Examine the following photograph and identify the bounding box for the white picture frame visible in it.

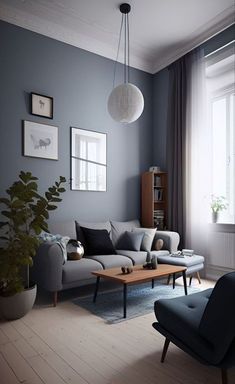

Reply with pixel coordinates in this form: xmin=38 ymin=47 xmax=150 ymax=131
xmin=23 ymin=120 xmax=58 ymax=160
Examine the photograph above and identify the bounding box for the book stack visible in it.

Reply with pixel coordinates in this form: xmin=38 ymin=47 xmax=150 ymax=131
xmin=154 ymin=209 xmax=164 ymax=229
xmin=182 ymin=249 xmax=194 ymax=256
xmin=154 ymin=189 xmax=163 ymax=201
xmin=171 ymin=251 xmax=185 ymax=258
xmin=154 ymin=175 xmax=161 ymax=187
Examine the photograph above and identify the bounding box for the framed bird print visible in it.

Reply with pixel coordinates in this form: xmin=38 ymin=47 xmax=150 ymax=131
xmin=31 ymin=93 xmax=53 ymax=119
xmin=23 ymin=120 xmax=58 ymax=160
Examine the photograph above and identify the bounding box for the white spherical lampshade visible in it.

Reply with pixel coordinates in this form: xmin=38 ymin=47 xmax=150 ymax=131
xmin=108 ymin=83 xmax=144 ymax=123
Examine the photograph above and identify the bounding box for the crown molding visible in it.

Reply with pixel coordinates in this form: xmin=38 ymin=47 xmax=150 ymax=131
xmin=0 ymin=3 xmax=234 ymax=75
xmin=0 ymin=3 xmax=153 ymax=73
xmin=152 ymin=7 xmax=235 ymax=74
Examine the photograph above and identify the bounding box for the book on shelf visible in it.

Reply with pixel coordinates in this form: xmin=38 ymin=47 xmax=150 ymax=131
xmin=154 ymin=189 xmax=164 ymax=201
xmin=154 ymin=175 xmax=161 ymax=187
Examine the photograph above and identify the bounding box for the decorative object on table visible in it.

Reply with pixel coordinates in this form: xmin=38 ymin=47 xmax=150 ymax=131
xmin=143 ymin=254 xmax=158 ymax=269
xmin=0 ymin=171 xmax=66 ymax=320
xmin=182 ymin=249 xmax=194 ymax=256
xmin=121 ymin=266 xmax=133 ymax=274
xmin=149 ymin=166 xmax=161 ymax=173
xmin=107 ymin=3 xmax=144 ymax=123
xmin=71 ymin=127 xmax=106 ymax=191
xmin=171 ymin=251 xmax=185 ymax=258
xmin=210 ymin=194 xmax=228 ymax=223
xmin=31 ymin=92 xmax=53 ymax=119
xmin=66 ymin=239 xmax=84 ymax=260
xmin=23 ymin=120 xmax=58 ymax=160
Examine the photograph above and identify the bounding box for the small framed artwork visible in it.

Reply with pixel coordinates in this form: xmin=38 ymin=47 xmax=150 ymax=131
xmin=71 ymin=127 xmax=107 ymax=191
xmin=31 ymin=92 xmax=53 ymax=119
xmin=23 ymin=120 xmax=58 ymax=160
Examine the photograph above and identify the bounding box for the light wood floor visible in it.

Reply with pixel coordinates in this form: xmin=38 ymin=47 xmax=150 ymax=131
xmin=0 ymin=278 xmax=234 ymax=384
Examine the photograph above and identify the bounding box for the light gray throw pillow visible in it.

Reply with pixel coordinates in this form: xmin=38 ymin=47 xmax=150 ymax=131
xmin=133 ymin=227 xmax=156 ymax=252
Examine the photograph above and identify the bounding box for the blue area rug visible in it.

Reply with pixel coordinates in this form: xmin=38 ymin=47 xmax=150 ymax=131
xmin=72 ymin=282 xmax=200 ymax=323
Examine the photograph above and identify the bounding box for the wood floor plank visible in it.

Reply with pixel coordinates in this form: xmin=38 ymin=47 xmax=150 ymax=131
xmin=0 ymin=353 xmax=19 ymax=384
xmin=0 ymin=343 xmax=44 ymax=384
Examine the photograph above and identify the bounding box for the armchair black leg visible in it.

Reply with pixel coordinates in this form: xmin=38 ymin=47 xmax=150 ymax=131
xmin=221 ymin=368 xmax=227 ymax=384
xmin=161 ymin=338 xmax=170 ymax=363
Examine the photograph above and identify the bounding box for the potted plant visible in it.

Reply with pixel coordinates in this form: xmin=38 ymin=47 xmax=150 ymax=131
xmin=210 ymin=194 xmax=227 ymax=223
xmin=0 ymin=171 xmax=66 ymax=320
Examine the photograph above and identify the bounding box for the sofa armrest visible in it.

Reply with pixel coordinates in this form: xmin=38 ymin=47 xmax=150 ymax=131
xmin=153 ymin=231 xmax=180 ymax=253
xmin=32 ymin=243 xmax=64 ymax=292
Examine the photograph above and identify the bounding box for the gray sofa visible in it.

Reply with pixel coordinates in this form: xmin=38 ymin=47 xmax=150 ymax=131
xmin=32 ymin=219 xmax=179 ymax=305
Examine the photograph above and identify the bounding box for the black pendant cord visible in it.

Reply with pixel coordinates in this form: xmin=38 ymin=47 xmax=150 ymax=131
xmin=127 ymin=13 xmax=130 ymax=83
xmin=124 ymin=13 xmax=126 ymax=83
xmin=113 ymin=14 xmax=124 ymax=89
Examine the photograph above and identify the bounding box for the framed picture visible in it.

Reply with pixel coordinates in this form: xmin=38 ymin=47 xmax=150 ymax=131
xmin=31 ymin=92 xmax=53 ymax=119
xmin=71 ymin=127 xmax=107 ymax=191
xmin=23 ymin=120 xmax=58 ymax=160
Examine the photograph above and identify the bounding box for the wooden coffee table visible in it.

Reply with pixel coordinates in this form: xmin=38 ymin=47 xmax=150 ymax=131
xmin=92 ymin=264 xmax=187 ymax=318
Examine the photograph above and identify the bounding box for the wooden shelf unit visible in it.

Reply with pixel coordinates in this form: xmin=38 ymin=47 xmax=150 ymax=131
xmin=141 ymin=171 xmax=168 ymax=229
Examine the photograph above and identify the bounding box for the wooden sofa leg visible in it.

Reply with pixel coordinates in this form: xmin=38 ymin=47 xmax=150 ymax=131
xmin=53 ymin=291 xmax=58 ymax=307
xmin=161 ymin=338 xmax=170 ymax=363
xmin=221 ymin=368 xmax=228 ymax=384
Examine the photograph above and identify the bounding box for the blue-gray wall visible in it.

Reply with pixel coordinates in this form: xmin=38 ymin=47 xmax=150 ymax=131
xmin=0 ymin=20 xmax=153 ymax=223
xmin=153 ymin=24 xmax=235 ymax=170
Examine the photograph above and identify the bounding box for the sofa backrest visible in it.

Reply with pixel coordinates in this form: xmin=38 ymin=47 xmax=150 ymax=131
xmin=199 ymin=271 xmax=235 ymax=362
xmin=49 ymin=221 xmax=77 ymax=239
xmin=110 ymin=219 xmax=140 ymax=247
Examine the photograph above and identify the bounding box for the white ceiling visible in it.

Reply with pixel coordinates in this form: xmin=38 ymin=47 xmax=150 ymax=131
xmin=0 ymin=0 xmax=234 ymax=73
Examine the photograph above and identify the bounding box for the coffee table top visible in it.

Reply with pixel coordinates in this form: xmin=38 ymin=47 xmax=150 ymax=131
xmin=92 ymin=264 xmax=187 ymax=284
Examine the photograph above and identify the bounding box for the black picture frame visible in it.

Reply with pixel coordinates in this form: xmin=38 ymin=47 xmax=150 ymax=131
xmin=31 ymin=92 xmax=53 ymax=119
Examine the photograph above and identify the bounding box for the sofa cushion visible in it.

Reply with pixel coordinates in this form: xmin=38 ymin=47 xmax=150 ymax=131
xmin=62 ymin=258 xmax=103 ymax=284
xmin=133 ymin=227 xmax=156 ymax=251
xmin=116 ymin=231 xmax=144 ymax=251
xmin=86 ymin=254 xmax=133 ymax=269
xmin=116 ymin=250 xmax=148 ymax=265
xmin=111 ymin=219 xmax=140 ymax=247
xmin=81 ymin=227 xmax=116 ymax=256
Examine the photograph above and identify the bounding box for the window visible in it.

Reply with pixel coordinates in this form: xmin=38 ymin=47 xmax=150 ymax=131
xmin=206 ymin=42 xmax=235 ymax=223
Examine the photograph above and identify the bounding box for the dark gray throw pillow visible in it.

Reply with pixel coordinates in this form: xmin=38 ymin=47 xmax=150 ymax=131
xmin=116 ymin=231 xmax=144 ymax=251
xmin=80 ymin=227 xmax=116 ymax=256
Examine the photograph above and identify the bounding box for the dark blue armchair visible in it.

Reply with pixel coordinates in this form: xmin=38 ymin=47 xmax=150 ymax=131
xmin=152 ymin=272 xmax=235 ymax=384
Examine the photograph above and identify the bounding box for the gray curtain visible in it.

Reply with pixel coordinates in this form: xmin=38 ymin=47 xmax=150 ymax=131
xmin=166 ymin=57 xmax=188 ymax=247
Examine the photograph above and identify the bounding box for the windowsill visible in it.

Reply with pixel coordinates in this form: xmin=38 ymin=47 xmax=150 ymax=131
xmin=208 ymin=223 xmax=235 ymax=233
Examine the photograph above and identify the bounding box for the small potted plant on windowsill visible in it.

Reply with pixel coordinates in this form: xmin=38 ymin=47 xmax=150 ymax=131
xmin=210 ymin=195 xmax=228 ymax=223
xmin=0 ymin=171 xmax=66 ymax=320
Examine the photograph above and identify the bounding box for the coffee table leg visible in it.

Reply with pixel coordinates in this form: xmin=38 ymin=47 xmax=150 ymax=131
xmin=123 ymin=284 xmax=127 ymax=318
xmin=152 ymin=279 xmax=154 ymax=289
xmin=173 ymin=273 xmax=176 ymax=289
xmin=182 ymin=271 xmax=188 ymax=295
xmin=93 ymin=276 xmax=100 ymax=303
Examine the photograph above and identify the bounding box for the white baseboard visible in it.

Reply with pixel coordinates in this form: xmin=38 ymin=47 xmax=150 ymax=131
xmin=205 ymin=264 xmax=234 ymax=281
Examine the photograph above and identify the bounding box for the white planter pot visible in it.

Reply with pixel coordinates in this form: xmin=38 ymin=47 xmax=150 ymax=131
xmin=0 ymin=284 xmax=37 ymax=320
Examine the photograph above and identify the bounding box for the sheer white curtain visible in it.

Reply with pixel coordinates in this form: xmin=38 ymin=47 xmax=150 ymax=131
xmin=184 ymin=49 xmax=211 ymax=256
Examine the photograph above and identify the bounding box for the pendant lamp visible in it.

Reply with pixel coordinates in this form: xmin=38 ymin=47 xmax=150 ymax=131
xmin=108 ymin=3 xmax=144 ymax=123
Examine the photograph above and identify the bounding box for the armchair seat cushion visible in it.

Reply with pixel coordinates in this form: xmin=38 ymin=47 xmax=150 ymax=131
xmin=155 ymin=289 xmax=214 ymax=362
